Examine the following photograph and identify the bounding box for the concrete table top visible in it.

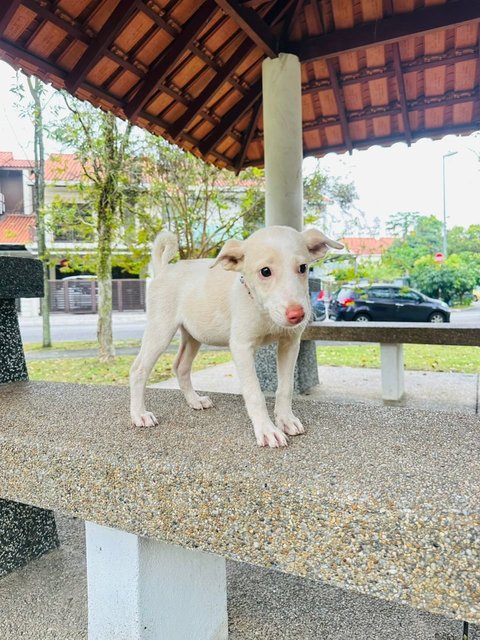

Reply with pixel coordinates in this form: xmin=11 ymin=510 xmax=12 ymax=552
xmin=303 ymin=321 xmax=480 ymax=346
xmin=0 ymin=381 xmax=478 ymax=623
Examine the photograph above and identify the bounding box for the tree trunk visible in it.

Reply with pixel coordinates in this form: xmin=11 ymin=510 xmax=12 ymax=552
xmin=28 ymin=77 xmax=51 ymax=347
xmin=97 ymin=199 xmax=115 ymax=362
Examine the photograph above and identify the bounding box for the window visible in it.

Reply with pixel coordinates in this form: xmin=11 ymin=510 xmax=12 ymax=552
xmin=394 ymin=289 xmax=422 ymax=302
xmin=368 ymin=287 xmax=394 ymax=300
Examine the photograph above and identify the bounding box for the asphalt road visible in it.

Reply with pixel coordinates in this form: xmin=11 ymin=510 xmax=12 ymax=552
xmin=18 ymin=303 xmax=480 ymax=344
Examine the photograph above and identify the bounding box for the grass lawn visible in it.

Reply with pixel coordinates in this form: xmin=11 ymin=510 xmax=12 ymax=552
xmin=26 ymin=342 xmax=480 ymax=384
xmin=27 ymin=351 xmax=231 ymax=385
xmin=316 ymin=344 xmax=480 ymax=374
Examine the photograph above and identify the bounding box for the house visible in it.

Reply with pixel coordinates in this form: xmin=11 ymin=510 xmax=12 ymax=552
xmin=341 ymin=237 xmax=395 ymax=262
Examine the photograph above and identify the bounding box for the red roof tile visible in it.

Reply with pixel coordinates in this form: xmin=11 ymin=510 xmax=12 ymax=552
xmin=342 ymin=237 xmax=395 ymax=256
xmin=0 ymin=151 xmax=33 ymax=170
xmin=0 ymin=214 xmax=36 ymax=245
xmin=44 ymin=154 xmax=83 ymax=182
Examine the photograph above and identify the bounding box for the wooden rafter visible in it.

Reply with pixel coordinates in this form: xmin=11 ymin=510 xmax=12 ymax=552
xmin=169 ymin=0 xmax=292 ymax=141
xmin=288 ymin=0 xmax=480 ymax=62
xmin=124 ymin=0 xmax=218 ymax=120
xmin=66 ymin=0 xmax=137 ymax=93
xmin=213 ymin=0 xmax=277 ymax=57
xmin=392 ymin=43 xmax=412 ymax=145
xmin=199 ymin=80 xmax=262 ymax=156
xmin=326 ymin=58 xmax=353 ymax=154
xmin=235 ymin=98 xmax=261 ymax=173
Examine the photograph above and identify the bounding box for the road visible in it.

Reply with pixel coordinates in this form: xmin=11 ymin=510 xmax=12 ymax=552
xmin=18 ymin=303 xmax=480 ymax=344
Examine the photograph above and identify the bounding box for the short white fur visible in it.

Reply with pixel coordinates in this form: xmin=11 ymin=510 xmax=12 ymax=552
xmin=130 ymin=225 xmax=343 ymax=447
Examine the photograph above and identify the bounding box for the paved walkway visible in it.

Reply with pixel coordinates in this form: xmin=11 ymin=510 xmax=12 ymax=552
xmin=2 ymin=363 xmax=479 ymax=639
xmin=153 ymin=361 xmax=480 ymax=415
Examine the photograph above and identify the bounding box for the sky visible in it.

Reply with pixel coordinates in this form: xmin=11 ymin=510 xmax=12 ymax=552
xmin=1 ymin=60 xmax=479 ymax=235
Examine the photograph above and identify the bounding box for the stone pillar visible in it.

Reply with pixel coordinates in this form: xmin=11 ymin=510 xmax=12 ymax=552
xmin=0 ymin=250 xmax=59 ymax=575
xmin=256 ymin=53 xmax=319 ymax=393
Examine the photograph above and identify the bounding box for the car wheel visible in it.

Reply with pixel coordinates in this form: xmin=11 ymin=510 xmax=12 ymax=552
xmin=429 ymin=312 xmax=446 ymax=323
xmin=354 ymin=313 xmax=371 ymax=322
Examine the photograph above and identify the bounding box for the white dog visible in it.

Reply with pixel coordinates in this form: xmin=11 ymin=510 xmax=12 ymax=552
xmin=130 ymin=225 xmax=343 ymax=447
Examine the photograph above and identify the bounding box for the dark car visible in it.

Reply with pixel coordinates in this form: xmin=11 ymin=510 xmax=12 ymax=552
xmin=310 ymin=290 xmax=326 ymax=321
xmin=329 ymin=285 xmax=450 ymax=323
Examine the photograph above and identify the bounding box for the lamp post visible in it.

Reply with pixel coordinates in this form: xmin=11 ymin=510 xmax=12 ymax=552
xmin=442 ymin=151 xmax=458 ymax=258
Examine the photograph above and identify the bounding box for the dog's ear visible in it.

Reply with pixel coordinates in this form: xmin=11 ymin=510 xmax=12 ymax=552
xmin=302 ymin=228 xmax=343 ymax=261
xmin=211 ymin=239 xmax=245 ymax=271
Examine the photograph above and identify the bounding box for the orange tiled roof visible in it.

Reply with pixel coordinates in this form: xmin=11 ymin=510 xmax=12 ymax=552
xmin=44 ymin=154 xmax=83 ymax=182
xmin=342 ymin=237 xmax=395 ymax=256
xmin=0 ymin=151 xmax=33 ymax=170
xmin=0 ymin=214 xmax=36 ymax=245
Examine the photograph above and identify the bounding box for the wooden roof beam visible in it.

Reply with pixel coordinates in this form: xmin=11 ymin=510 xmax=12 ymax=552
xmin=169 ymin=0 xmax=293 ymax=142
xmin=392 ymin=43 xmax=412 ymax=145
xmin=326 ymin=59 xmax=353 ymax=154
xmin=288 ymin=0 xmax=480 ymax=62
xmin=213 ymin=0 xmax=278 ymax=57
xmin=235 ymin=98 xmax=261 ymax=173
xmin=124 ymin=0 xmax=218 ymax=121
xmin=199 ymin=80 xmax=262 ymax=156
xmin=66 ymin=0 xmax=138 ymax=93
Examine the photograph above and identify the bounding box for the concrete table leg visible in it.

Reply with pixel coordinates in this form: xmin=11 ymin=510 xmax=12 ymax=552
xmin=380 ymin=343 xmax=405 ymax=401
xmin=0 ymin=293 xmax=59 ymax=574
xmin=86 ymin=522 xmax=228 ymax=640
xmin=255 ymin=341 xmax=319 ymax=393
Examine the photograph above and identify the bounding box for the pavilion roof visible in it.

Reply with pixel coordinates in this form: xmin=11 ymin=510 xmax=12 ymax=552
xmin=0 ymin=0 xmax=479 ymax=171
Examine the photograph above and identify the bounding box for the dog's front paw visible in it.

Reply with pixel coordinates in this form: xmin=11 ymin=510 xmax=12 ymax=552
xmin=255 ymin=424 xmax=288 ymax=448
xmin=187 ymin=394 xmax=214 ymax=410
xmin=275 ymin=413 xmax=305 ymax=436
xmin=131 ymin=411 xmax=158 ymax=428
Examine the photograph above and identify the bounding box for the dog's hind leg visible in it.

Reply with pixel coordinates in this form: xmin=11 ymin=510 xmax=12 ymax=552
xmin=130 ymin=319 xmax=178 ymax=427
xmin=174 ymin=327 xmax=213 ymax=410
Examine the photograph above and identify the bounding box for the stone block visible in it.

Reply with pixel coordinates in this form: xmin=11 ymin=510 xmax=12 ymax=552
xmin=0 ymin=255 xmax=43 ymax=299
xmin=255 ymin=339 xmax=319 ymax=393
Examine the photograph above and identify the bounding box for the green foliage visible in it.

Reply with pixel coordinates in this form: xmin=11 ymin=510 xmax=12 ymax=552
xmin=411 ymin=255 xmax=477 ymax=303
xmin=448 ymin=225 xmax=480 ymax=254
xmin=303 ymin=161 xmax=360 ymax=233
xmin=141 ymin=138 xmax=264 ymax=260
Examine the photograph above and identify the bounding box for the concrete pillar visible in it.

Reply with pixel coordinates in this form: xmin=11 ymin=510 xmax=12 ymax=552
xmin=0 ymin=252 xmax=58 ymax=574
xmin=86 ymin=522 xmax=228 ymax=640
xmin=257 ymin=53 xmax=319 ymax=393
xmin=263 ymin=53 xmax=303 ymax=230
xmin=380 ymin=343 xmax=405 ymax=402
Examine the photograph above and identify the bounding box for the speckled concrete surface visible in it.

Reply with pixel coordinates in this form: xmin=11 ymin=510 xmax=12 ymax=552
xmin=1 ymin=515 xmax=479 ymax=640
xmin=255 ymin=341 xmax=319 ymax=393
xmin=0 ymin=381 xmax=479 ymax=624
xmin=152 ymin=361 xmax=479 ymax=414
xmin=303 ymin=322 xmax=480 ymax=346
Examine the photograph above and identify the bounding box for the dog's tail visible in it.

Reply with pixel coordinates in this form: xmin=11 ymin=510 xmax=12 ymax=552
xmin=151 ymin=231 xmax=178 ymax=275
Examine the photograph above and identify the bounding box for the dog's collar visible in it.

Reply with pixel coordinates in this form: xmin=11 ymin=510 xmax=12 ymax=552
xmin=239 ymin=274 xmax=253 ymax=298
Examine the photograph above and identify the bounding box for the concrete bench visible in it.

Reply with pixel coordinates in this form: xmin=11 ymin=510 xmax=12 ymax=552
xmin=0 ymin=381 xmax=478 ymax=639
xmin=303 ymin=322 xmax=480 ymax=402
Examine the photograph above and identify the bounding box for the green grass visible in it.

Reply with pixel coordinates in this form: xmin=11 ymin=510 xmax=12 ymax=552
xmin=27 ymin=351 xmax=231 ymax=385
xmin=316 ymin=344 xmax=480 ymax=374
xmin=24 ymin=339 xmax=142 ymax=352
xmin=26 ymin=343 xmax=480 ymax=385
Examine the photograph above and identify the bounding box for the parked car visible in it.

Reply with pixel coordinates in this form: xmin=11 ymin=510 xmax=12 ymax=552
xmin=310 ymin=290 xmax=326 ymax=322
xmin=329 ymin=284 xmax=450 ymax=323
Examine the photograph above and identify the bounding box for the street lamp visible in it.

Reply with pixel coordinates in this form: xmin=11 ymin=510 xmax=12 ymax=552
xmin=442 ymin=151 xmax=458 ymax=258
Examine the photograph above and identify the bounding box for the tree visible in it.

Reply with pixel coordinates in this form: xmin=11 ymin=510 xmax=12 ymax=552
xmin=448 ymin=224 xmax=480 ymax=254
xmin=11 ymin=74 xmax=52 ymax=347
xmin=382 ymin=214 xmax=443 ymax=274
xmin=386 ymin=211 xmax=421 ymax=239
xmin=411 ymin=255 xmax=477 ymax=303
xmin=51 ymin=97 xmax=144 ymax=361
xmin=303 ymin=161 xmax=360 ymax=235
xmin=139 ymin=138 xmax=264 ymax=261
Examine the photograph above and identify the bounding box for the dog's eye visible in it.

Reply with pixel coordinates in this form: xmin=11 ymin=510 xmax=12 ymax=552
xmin=260 ymin=267 xmax=272 ymax=278
xmin=299 ymin=264 xmax=307 ymax=274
